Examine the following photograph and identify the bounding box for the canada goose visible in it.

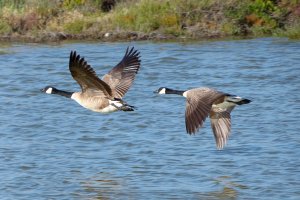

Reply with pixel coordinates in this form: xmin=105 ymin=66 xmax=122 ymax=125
xmin=41 ymin=47 xmax=141 ymax=113
xmin=154 ymin=87 xmax=251 ymax=149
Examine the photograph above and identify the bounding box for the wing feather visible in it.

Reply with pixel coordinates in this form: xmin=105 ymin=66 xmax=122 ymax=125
xmin=102 ymin=47 xmax=141 ymax=98
xmin=185 ymin=88 xmax=225 ymax=134
xmin=210 ymin=107 xmax=231 ymax=149
xmin=69 ymin=51 xmax=112 ymax=97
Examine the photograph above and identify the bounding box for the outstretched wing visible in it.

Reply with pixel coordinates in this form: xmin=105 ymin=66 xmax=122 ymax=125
xmin=102 ymin=47 xmax=141 ymax=98
xmin=69 ymin=51 xmax=112 ymax=97
xmin=210 ymin=107 xmax=231 ymax=150
xmin=185 ymin=88 xmax=225 ymax=135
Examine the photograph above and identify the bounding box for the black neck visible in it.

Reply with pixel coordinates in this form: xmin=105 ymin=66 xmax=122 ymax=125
xmin=166 ymin=88 xmax=185 ymax=96
xmin=52 ymin=88 xmax=73 ymax=98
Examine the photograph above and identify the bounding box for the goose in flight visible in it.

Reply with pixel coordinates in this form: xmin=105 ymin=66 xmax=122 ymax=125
xmin=41 ymin=47 xmax=141 ymax=113
xmin=155 ymin=87 xmax=251 ymax=149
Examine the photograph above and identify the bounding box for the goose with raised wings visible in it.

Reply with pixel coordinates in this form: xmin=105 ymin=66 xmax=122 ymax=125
xmin=41 ymin=47 xmax=141 ymax=113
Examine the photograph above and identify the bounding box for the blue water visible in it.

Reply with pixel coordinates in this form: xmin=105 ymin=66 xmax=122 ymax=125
xmin=0 ymin=38 xmax=299 ymax=199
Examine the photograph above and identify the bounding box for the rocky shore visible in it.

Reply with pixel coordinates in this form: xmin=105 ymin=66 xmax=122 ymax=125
xmin=0 ymin=30 xmax=228 ymax=43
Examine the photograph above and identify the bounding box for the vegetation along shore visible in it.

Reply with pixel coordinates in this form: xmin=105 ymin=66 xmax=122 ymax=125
xmin=0 ymin=0 xmax=299 ymax=42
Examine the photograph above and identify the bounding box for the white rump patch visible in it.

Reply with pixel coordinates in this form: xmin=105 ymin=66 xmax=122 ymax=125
xmin=98 ymin=100 xmax=123 ymax=113
xmin=100 ymin=105 xmax=118 ymax=113
xmin=45 ymin=87 xmax=53 ymax=94
xmin=109 ymin=100 xmax=123 ymax=108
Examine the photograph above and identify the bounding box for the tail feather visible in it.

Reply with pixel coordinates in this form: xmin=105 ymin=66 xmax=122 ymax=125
xmin=121 ymin=104 xmax=135 ymax=112
xmin=111 ymin=98 xmax=135 ymax=112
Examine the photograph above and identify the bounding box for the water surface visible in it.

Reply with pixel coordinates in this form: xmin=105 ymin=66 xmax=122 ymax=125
xmin=0 ymin=38 xmax=299 ymax=199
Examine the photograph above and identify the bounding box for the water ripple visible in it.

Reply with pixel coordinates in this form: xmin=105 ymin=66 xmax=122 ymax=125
xmin=0 ymin=38 xmax=299 ymax=199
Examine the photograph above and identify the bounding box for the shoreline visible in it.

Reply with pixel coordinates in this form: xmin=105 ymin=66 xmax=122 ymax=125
xmin=0 ymin=31 xmax=270 ymax=44
xmin=1 ymin=1 xmax=299 ymax=44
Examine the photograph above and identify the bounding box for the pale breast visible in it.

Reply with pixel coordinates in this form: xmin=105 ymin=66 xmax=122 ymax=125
xmin=71 ymin=92 xmax=116 ymax=113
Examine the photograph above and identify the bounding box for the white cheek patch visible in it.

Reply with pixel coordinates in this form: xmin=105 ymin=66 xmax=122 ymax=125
xmin=183 ymin=91 xmax=188 ymax=98
xmin=45 ymin=88 xmax=53 ymax=94
xmin=159 ymin=88 xmax=166 ymax=94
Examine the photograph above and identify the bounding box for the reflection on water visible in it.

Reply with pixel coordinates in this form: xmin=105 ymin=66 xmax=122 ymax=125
xmin=0 ymin=38 xmax=299 ymax=199
xmin=201 ymin=176 xmax=247 ymax=200
xmin=214 ymin=176 xmax=248 ymax=190
xmin=84 ymin=174 xmax=246 ymax=200
xmin=0 ymin=50 xmax=9 ymax=55
xmin=80 ymin=172 xmax=125 ymax=200
xmin=0 ymin=44 xmax=12 ymax=54
xmin=198 ymin=187 xmax=238 ymax=200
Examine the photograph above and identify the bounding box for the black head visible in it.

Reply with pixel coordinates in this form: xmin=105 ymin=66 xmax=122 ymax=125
xmin=154 ymin=87 xmax=169 ymax=94
xmin=41 ymin=86 xmax=57 ymax=94
xmin=238 ymin=98 xmax=252 ymax=105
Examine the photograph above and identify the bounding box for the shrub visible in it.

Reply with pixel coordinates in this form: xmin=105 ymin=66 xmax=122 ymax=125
xmin=0 ymin=21 xmax=12 ymax=34
xmin=112 ymin=0 xmax=180 ymax=33
xmin=63 ymin=20 xmax=85 ymax=34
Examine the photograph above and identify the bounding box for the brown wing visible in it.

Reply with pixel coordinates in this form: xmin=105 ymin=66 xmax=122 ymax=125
xmin=102 ymin=47 xmax=141 ymax=98
xmin=185 ymin=88 xmax=225 ymax=134
xmin=210 ymin=107 xmax=231 ymax=150
xmin=69 ymin=51 xmax=112 ymax=97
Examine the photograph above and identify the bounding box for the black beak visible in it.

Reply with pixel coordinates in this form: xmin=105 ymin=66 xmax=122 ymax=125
xmin=153 ymin=89 xmax=159 ymax=94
